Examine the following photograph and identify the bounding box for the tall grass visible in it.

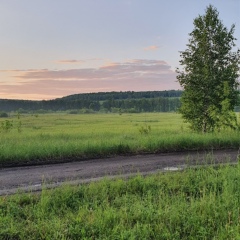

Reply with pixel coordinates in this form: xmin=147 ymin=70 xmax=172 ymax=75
xmin=0 ymin=112 xmax=240 ymax=165
xmin=1 ymin=162 xmax=240 ymax=239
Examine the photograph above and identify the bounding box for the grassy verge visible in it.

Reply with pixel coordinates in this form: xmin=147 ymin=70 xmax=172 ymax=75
xmin=1 ymin=162 xmax=240 ymax=239
xmin=0 ymin=112 xmax=240 ymax=166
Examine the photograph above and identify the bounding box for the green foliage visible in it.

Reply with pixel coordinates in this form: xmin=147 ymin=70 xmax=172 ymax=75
xmin=79 ymin=108 xmax=95 ymax=114
xmin=68 ymin=109 xmax=79 ymax=114
xmin=139 ymin=124 xmax=151 ymax=135
xmin=17 ymin=108 xmax=28 ymax=114
xmin=0 ymin=114 xmax=23 ymax=134
xmin=177 ymin=5 xmax=240 ymax=133
xmin=210 ymin=82 xmax=239 ymax=131
xmin=2 ymin=163 xmax=240 ymax=239
xmin=17 ymin=121 xmax=22 ymax=133
xmin=36 ymin=109 xmax=48 ymax=114
xmin=0 ymin=120 xmax=13 ymax=132
xmin=0 ymin=112 xmax=8 ymax=118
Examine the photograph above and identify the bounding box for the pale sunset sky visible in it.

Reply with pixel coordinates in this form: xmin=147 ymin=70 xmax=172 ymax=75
xmin=0 ymin=0 xmax=239 ymax=100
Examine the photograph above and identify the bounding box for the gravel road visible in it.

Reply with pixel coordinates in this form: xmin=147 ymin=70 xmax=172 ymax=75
xmin=0 ymin=149 xmax=239 ymax=195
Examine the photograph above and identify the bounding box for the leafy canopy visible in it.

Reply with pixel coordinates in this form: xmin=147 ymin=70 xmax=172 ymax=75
xmin=176 ymin=5 xmax=240 ymax=132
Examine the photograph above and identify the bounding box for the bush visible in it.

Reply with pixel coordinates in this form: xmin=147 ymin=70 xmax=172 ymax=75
xmin=79 ymin=108 xmax=95 ymax=114
xmin=0 ymin=112 xmax=8 ymax=118
xmin=139 ymin=124 xmax=151 ymax=135
xmin=68 ymin=110 xmax=79 ymax=114
xmin=1 ymin=119 xmax=13 ymax=132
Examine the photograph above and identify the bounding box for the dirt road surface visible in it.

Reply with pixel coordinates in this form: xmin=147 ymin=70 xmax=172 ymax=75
xmin=0 ymin=149 xmax=239 ymax=195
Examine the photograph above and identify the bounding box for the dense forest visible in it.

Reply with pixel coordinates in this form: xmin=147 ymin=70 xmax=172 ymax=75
xmin=0 ymin=90 xmax=183 ymax=113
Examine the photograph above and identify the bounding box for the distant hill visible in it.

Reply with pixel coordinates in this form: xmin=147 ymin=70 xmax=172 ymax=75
xmin=0 ymin=90 xmax=183 ymax=113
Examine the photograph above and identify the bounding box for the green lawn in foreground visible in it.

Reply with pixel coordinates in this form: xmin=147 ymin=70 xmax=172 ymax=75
xmin=0 ymin=112 xmax=240 ymax=165
xmin=1 ymin=162 xmax=240 ymax=239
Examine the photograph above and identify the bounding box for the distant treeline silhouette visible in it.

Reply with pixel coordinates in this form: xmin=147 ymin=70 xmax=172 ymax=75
xmin=0 ymin=90 xmax=183 ymax=113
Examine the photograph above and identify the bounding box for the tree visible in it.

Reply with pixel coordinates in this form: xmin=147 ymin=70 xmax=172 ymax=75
xmin=176 ymin=5 xmax=240 ymax=133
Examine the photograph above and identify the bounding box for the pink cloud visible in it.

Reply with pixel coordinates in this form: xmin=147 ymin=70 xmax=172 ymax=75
xmin=0 ymin=59 xmax=180 ymax=100
xmin=144 ymin=45 xmax=159 ymax=51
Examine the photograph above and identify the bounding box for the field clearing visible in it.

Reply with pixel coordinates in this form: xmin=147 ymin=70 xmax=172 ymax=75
xmin=1 ymin=112 xmax=240 ymax=166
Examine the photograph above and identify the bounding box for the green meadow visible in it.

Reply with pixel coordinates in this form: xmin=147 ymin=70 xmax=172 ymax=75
xmin=1 ymin=112 xmax=240 ymax=166
xmin=1 ymin=113 xmax=240 ymax=239
xmin=1 ymin=163 xmax=240 ymax=239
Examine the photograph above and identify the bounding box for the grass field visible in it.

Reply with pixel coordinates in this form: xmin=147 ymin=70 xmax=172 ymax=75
xmin=1 ymin=112 xmax=240 ymax=166
xmin=1 ymin=162 xmax=240 ymax=239
xmin=1 ymin=112 xmax=240 ymax=239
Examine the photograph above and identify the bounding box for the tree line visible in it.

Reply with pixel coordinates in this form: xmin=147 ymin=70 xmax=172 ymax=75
xmin=0 ymin=90 xmax=182 ymax=113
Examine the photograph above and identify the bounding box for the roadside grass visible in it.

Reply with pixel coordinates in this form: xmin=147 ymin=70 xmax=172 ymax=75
xmin=1 ymin=162 xmax=240 ymax=239
xmin=0 ymin=112 xmax=240 ymax=165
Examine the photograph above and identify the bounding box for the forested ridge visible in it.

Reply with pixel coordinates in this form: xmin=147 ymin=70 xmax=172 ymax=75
xmin=0 ymin=90 xmax=183 ymax=112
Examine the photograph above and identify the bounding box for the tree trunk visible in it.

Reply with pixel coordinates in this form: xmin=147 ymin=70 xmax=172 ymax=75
xmin=202 ymin=119 xmax=207 ymax=133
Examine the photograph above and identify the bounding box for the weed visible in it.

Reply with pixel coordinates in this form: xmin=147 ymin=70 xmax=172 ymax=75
xmin=1 ymin=120 xmax=13 ymax=132
xmin=17 ymin=121 xmax=22 ymax=133
xmin=139 ymin=124 xmax=151 ymax=135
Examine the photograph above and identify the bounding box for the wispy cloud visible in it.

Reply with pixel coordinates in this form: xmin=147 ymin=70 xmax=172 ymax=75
xmin=0 ymin=59 xmax=179 ymax=100
xmin=56 ymin=59 xmax=85 ymax=64
xmin=144 ymin=45 xmax=159 ymax=51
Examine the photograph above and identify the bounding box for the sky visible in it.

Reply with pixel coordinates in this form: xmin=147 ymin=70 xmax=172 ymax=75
xmin=0 ymin=0 xmax=239 ymax=100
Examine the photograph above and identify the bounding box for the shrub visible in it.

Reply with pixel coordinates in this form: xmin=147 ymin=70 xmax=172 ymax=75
xmin=0 ymin=112 xmax=8 ymax=118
